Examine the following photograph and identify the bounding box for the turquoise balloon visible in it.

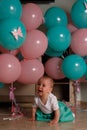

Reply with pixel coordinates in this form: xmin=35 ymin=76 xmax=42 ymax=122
xmin=46 ymin=26 xmax=71 ymax=51
xmin=0 ymin=19 xmax=26 ymax=50
xmin=44 ymin=6 xmax=68 ymax=29
xmin=71 ymin=0 xmax=87 ymax=28
xmin=62 ymin=54 xmax=87 ymax=80
xmin=0 ymin=82 xmax=4 ymax=88
xmin=45 ymin=46 xmax=63 ymax=57
xmin=0 ymin=0 xmax=22 ymax=20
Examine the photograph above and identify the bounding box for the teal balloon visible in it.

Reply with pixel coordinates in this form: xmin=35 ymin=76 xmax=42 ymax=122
xmin=45 ymin=46 xmax=63 ymax=57
xmin=46 ymin=26 xmax=71 ymax=51
xmin=0 ymin=82 xmax=4 ymax=88
xmin=44 ymin=6 xmax=68 ymax=29
xmin=71 ymin=0 xmax=87 ymax=28
xmin=0 ymin=0 xmax=22 ymax=20
xmin=62 ymin=54 xmax=87 ymax=80
xmin=0 ymin=19 xmax=26 ymax=50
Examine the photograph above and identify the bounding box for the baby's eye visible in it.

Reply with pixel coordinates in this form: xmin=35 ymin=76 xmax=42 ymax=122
xmin=42 ymin=84 xmax=46 ymax=87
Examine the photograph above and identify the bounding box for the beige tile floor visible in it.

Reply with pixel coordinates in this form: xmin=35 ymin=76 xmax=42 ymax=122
xmin=0 ymin=106 xmax=87 ymax=130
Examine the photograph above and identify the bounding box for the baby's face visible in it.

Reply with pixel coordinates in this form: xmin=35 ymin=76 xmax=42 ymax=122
xmin=36 ymin=78 xmax=53 ymax=97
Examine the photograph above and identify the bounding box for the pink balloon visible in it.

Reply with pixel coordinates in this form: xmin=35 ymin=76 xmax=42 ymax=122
xmin=45 ymin=57 xmax=65 ymax=80
xmin=0 ymin=54 xmax=21 ymax=83
xmin=70 ymin=29 xmax=87 ymax=56
xmin=67 ymin=23 xmax=78 ymax=34
xmin=17 ymin=59 xmax=44 ymax=84
xmin=21 ymin=3 xmax=43 ymax=31
xmin=0 ymin=45 xmax=19 ymax=56
xmin=20 ymin=29 xmax=48 ymax=60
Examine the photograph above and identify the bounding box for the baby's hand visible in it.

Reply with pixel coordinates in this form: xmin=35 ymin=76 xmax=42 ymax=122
xmin=29 ymin=117 xmax=35 ymax=121
xmin=49 ymin=119 xmax=58 ymax=125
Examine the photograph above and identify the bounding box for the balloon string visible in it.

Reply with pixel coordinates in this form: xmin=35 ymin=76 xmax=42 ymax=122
xmin=9 ymin=83 xmax=16 ymax=113
xmin=9 ymin=83 xmax=23 ymax=116
xmin=73 ymin=80 xmax=80 ymax=92
xmin=72 ymin=80 xmax=81 ymax=108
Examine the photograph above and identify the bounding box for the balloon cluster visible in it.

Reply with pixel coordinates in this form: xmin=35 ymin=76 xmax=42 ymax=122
xmin=0 ymin=0 xmax=46 ymax=85
xmin=0 ymin=0 xmax=87 ymax=86
xmin=0 ymin=0 xmax=24 ymax=85
xmin=43 ymin=1 xmax=87 ymax=81
xmin=66 ymin=0 xmax=87 ymax=80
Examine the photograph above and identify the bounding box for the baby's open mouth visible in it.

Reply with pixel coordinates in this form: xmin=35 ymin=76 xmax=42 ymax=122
xmin=38 ymin=90 xmax=43 ymax=93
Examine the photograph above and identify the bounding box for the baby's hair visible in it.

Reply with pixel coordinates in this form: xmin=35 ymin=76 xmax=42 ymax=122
xmin=37 ymin=75 xmax=54 ymax=88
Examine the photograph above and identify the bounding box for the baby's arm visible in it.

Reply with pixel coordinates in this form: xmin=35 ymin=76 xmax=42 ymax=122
xmin=29 ymin=107 xmax=37 ymax=121
xmin=49 ymin=109 xmax=60 ymax=125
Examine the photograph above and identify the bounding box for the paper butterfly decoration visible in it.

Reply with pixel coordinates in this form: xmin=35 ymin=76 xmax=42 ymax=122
xmin=11 ymin=27 xmax=23 ymax=40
